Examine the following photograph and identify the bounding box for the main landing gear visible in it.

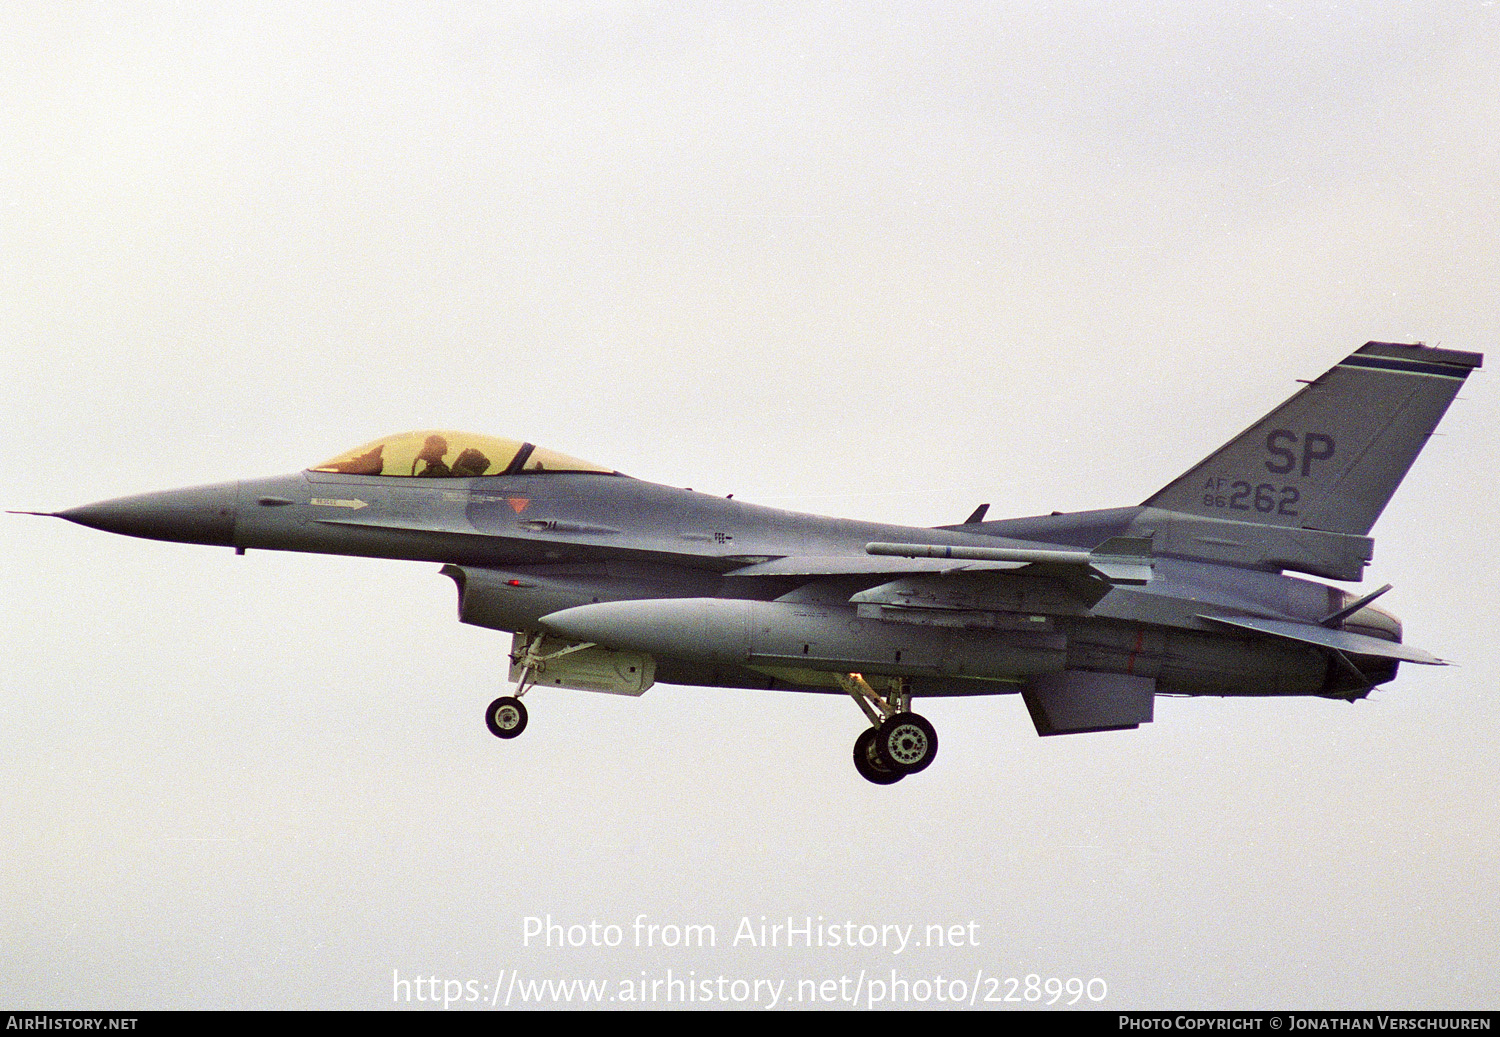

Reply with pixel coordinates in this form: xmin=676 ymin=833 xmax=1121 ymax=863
xmin=838 ymin=674 xmax=938 ymax=785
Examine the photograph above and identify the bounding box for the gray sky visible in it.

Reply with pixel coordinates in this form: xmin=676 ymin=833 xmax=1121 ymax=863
xmin=3 ymin=1 xmax=1498 ymax=1010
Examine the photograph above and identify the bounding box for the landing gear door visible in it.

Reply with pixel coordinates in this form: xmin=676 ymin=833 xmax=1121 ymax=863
xmin=508 ymin=633 xmax=656 ymax=696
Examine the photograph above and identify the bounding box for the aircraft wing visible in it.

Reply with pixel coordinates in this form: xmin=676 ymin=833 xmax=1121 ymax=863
xmin=1200 ymin=614 xmax=1446 ymax=665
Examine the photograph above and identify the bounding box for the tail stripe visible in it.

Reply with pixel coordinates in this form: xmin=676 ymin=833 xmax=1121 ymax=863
xmin=1339 ymin=355 xmax=1472 ymax=379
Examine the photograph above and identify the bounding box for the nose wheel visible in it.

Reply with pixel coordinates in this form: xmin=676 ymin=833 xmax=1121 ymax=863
xmin=485 ymin=696 xmax=528 ymax=739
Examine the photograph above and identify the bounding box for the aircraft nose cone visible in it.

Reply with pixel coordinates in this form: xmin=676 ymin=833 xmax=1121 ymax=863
xmin=58 ymin=482 xmax=239 ymax=546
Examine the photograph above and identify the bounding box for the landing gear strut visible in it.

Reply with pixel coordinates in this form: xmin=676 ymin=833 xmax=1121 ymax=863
xmin=837 ymin=673 xmax=939 ymax=784
xmin=483 ymin=630 xmax=598 ymax=741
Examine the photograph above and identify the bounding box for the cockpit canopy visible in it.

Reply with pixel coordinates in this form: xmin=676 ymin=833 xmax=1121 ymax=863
xmin=310 ymin=431 xmax=615 ymax=478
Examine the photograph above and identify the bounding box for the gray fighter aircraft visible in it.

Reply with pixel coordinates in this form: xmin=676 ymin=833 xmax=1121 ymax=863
xmin=22 ymin=342 xmax=1482 ymax=784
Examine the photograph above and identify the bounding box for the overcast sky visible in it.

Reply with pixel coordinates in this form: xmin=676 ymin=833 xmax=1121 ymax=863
xmin=4 ymin=1 xmax=1498 ymax=1010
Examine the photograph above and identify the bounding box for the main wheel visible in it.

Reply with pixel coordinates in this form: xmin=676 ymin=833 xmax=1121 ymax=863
xmin=853 ymin=728 xmax=904 ymax=785
xmin=875 ymin=712 xmax=937 ymax=774
xmin=485 ymin=696 xmax=528 ymax=739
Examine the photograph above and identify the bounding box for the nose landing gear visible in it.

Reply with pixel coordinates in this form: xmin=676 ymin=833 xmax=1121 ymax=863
xmin=484 ymin=631 xmax=598 ymax=741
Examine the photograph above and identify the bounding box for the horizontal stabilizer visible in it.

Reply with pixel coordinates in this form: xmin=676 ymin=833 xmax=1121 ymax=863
xmin=1200 ymin=614 xmax=1445 ymax=664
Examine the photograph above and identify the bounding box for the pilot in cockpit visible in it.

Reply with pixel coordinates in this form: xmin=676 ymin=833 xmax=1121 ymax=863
xmin=412 ymin=435 xmax=451 ymax=478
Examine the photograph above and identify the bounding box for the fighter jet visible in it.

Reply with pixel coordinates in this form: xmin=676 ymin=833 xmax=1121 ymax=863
xmin=21 ymin=342 xmax=1481 ymax=784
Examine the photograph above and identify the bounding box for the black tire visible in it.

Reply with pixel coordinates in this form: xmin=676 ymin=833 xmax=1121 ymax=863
xmin=875 ymin=712 xmax=938 ymax=774
xmin=853 ymin=727 xmax=904 ymax=785
xmin=486 ymin=696 xmax=528 ymax=739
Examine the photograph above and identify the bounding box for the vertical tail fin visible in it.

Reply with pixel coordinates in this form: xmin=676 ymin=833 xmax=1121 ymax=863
xmin=1143 ymin=342 xmax=1481 ymax=536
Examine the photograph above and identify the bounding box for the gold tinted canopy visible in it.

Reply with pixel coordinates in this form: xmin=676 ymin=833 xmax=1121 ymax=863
xmin=311 ymin=431 xmax=613 ymax=478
